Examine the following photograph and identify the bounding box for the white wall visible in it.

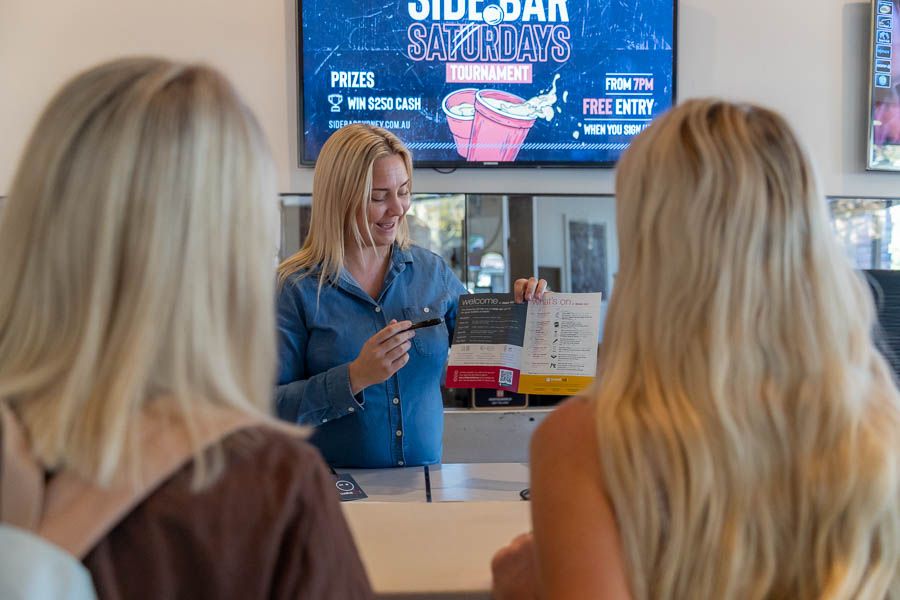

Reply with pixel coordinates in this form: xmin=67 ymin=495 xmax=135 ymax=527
xmin=1 ymin=0 xmax=896 ymax=197
xmin=0 ymin=0 xmax=292 ymax=194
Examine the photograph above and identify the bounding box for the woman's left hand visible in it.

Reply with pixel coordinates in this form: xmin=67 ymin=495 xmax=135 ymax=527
xmin=491 ymin=532 xmax=540 ymax=600
xmin=514 ymin=277 xmax=549 ymax=303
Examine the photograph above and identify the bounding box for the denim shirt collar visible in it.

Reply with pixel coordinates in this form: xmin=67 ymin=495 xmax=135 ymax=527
xmin=335 ymin=243 xmax=414 ymax=305
xmin=390 ymin=243 xmax=415 ymax=267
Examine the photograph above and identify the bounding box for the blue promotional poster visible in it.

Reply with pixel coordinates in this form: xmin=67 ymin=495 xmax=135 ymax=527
xmin=299 ymin=1 xmax=676 ymax=166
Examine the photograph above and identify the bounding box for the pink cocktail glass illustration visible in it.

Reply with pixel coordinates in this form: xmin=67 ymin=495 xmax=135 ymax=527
xmin=441 ymin=88 xmax=477 ymax=158
xmin=467 ymin=90 xmax=536 ymax=162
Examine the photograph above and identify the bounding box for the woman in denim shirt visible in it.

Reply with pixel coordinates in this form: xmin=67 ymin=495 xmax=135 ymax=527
xmin=276 ymin=124 xmax=545 ymax=468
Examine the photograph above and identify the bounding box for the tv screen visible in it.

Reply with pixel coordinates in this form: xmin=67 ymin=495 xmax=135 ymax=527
xmin=298 ymin=1 xmax=677 ymax=167
xmin=869 ymin=0 xmax=900 ymax=170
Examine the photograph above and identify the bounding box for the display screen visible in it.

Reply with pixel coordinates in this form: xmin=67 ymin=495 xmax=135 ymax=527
xmin=869 ymin=0 xmax=900 ymax=170
xmin=298 ymin=1 xmax=677 ymax=167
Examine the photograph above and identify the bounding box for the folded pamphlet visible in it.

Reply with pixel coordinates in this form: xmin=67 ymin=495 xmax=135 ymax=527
xmin=445 ymin=292 xmax=602 ymax=395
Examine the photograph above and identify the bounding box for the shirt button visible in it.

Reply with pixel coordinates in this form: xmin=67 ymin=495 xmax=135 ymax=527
xmin=392 ymin=397 xmax=400 ymax=405
xmin=397 ymin=461 xmax=404 ymax=466
xmin=395 ymin=429 xmax=403 ymax=437
xmin=348 ymin=406 xmax=355 ymax=413
xmin=423 ymin=307 xmax=430 ymax=313
xmin=321 ymin=418 xmax=328 ymax=423
xmin=375 ymin=306 xmax=381 ymax=313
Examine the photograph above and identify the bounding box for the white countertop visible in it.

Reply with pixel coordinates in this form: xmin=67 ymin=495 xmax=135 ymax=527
xmin=427 ymin=462 xmax=529 ymax=502
xmin=340 ymin=463 xmax=532 ymax=599
xmin=344 ymin=462 xmax=530 ymax=503
xmin=342 ymin=500 xmax=530 ymax=599
xmin=343 ymin=466 xmax=427 ymax=502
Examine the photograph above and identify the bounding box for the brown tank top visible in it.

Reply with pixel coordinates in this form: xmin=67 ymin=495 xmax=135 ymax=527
xmin=82 ymin=427 xmax=373 ymax=599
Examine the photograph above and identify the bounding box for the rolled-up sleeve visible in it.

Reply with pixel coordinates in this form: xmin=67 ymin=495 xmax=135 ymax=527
xmin=275 ymin=283 xmax=364 ymax=426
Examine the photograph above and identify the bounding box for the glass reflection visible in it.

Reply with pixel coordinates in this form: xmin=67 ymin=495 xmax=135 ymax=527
xmin=829 ymin=197 xmax=900 ymax=270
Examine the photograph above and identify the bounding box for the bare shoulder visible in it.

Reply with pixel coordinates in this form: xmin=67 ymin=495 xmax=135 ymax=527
xmin=531 ymin=396 xmax=599 ymax=467
xmin=529 ymin=396 xmax=606 ymax=514
xmin=528 ymin=396 xmax=633 ymax=599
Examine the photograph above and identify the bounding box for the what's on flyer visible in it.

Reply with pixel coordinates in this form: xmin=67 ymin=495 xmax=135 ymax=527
xmin=446 ymin=292 xmax=602 ymax=395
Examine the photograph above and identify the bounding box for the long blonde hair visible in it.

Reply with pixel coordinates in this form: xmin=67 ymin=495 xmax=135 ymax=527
xmin=596 ymin=99 xmax=900 ymax=598
xmin=278 ymin=124 xmax=412 ymax=288
xmin=0 ymin=58 xmax=279 ymax=486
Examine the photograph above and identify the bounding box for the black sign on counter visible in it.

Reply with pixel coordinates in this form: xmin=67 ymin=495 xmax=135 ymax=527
xmin=472 ymin=388 xmax=528 ymax=409
xmin=333 ymin=473 xmax=368 ymax=502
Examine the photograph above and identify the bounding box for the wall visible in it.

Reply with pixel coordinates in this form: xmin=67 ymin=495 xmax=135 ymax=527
xmin=1 ymin=0 xmax=896 ymax=198
xmin=0 ymin=0 xmax=291 ymax=194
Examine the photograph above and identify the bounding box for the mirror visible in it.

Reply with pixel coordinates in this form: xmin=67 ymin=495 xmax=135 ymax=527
xmin=279 ymin=192 xmax=616 ymax=303
xmin=279 ymin=192 xmax=617 ymax=408
xmin=829 ymin=197 xmax=900 ymax=269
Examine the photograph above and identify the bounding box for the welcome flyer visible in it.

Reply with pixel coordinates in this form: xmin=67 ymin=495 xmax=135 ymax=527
xmin=445 ymin=292 xmax=602 ymax=395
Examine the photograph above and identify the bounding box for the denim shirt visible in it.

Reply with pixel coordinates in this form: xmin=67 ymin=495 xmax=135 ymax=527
xmin=276 ymin=244 xmax=468 ymax=468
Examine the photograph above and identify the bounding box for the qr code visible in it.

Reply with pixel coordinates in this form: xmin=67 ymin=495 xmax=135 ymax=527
xmin=498 ymin=369 xmax=513 ymax=387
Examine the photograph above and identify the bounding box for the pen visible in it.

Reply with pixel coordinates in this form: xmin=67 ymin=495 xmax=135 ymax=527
xmin=408 ymin=317 xmax=443 ymax=331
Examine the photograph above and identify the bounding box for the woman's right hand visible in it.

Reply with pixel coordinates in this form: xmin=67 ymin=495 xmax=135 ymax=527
xmin=348 ymin=320 xmax=415 ymax=394
xmin=491 ymin=532 xmax=540 ymax=600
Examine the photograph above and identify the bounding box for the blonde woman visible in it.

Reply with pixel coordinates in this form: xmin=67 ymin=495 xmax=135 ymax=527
xmin=0 ymin=58 xmax=372 ymax=598
xmin=492 ymin=100 xmax=900 ymax=599
xmin=276 ymin=124 xmax=546 ymax=468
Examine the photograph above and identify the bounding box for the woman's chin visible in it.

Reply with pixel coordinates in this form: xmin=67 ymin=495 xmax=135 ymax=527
xmin=371 ymin=228 xmax=397 ymax=246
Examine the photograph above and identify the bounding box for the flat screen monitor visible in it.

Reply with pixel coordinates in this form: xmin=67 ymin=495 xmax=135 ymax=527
xmin=298 ymin=1 xmax=677 ymax=167
xmin=868 ymin=0 xmax=900 ymax=170
xmin=864 ymin=269 xmax=900 ymax=380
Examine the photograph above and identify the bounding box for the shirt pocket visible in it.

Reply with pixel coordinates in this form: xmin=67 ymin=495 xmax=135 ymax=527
xmin=403 ymin=301 xmax=449 ymax=357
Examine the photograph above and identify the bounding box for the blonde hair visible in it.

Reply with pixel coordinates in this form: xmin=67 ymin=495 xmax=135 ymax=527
xmin=278 ymin=123 xmax=412 ymax=287
xmin=595 ymin=99 xmax=900 ymax=598
xmin=0 ymin=58 xmax=279 ymax=486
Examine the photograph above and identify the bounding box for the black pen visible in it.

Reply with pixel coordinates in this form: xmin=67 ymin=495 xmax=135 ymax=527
xmin=424 ymin=465 xmax=432 ymax=503
xmin=408 ymin=317 xmax=443 ymax=331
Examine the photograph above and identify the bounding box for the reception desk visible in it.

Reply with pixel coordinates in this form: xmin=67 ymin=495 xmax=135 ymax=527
xmin=341 ymin=463 xmax=531 ymax=599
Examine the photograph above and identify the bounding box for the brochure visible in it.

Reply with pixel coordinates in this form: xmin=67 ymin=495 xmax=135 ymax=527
xmin=445 ymin=292 xmax=602 ymax=396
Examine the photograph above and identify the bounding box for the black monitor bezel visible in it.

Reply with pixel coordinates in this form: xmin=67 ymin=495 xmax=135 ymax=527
xmin=295 ymin=1 xmax=679 ymax=169
xmin=866 ymin=0 xmax=900 ymax=171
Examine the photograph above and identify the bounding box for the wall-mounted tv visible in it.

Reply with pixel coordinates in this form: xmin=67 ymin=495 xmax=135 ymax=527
xmin=298 ymin=1 xmax=677 ymax=167
xmin=869 ymin=0 xmax=900 ymax=170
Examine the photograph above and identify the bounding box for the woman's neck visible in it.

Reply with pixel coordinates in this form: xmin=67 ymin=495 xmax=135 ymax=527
xmin=344 ymin=244 xmax=392 ymax=299
xmin=344 ymin=242 xmax=391 ymax=271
